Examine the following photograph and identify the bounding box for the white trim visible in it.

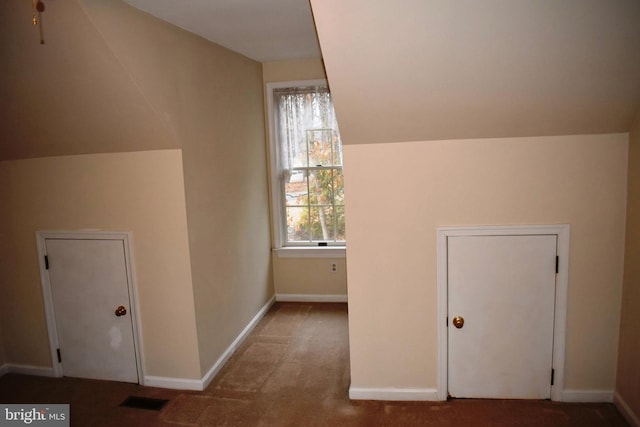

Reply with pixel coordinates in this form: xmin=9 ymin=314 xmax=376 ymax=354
xmin=615 ymin=391 xmax=640 ymax=426
xmin=436 ymin=224 xmax=570 ymax=401
xmin=349 ymin=387 xmax=439 ymax=401
xmin=122 ymin=233 xmax=146 ymax=386
xmin=142 ymin=296 xmax=276 ymax=391
xmin=35 ymin=231 xmax=145 ymax=384
xmin=436 ymin=231 xmax=449 ymax=401
xmin=5 ymin=364 xmax=56 ymax=378
xmin=143 ymin=376 xmax=203 ymax=391
xmin=276 ymin=294 xmax=347 ymax=303
xmin=274 ymin=247 xmax=346 ymax=258
xmin=0 ymin=364 xmax=8 ymax=376
xmin=199 ymin=296 xmax=276 ymax=390
xmin=561 ymin=389 xmax=614 ymax=403
xmin=35 ymin=234 xmax=63 ymax=378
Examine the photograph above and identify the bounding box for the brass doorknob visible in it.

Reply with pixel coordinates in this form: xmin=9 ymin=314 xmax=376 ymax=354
xmin=452 ymin=316 xmax=464 ymax=329
xmin=115 ymin=305 xmax=127 ymax=317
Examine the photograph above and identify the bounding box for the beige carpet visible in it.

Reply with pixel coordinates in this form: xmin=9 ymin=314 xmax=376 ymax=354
xmin=0 ymin=302 xmax=630 ymax=426
xmin=215 ymin=342 xmax=288 ymax=392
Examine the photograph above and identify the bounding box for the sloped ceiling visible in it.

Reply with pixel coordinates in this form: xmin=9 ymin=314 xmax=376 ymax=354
xmin=123 ymin=0 xmax=321 ymax=62
xmin=0 ymin=0 xmax=178 ymax=161
xmin=310 ymin=0 xmax=640 ymax=145
xmin=115 ymin=1 xmax=640 ymax=144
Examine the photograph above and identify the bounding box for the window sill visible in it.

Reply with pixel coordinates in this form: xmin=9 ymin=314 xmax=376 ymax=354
xmin=274 ymin=246 xmax=346 ymax=259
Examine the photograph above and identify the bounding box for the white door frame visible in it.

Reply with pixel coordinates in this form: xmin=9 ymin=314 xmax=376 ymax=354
xmin=436 ymin=225 xmax=570 ymax=401
xmin=36 ymin=231 xmax=145 ymax=384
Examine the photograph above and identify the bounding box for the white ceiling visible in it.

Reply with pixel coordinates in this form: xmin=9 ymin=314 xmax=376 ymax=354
xmin=123 ymin=0 xmax=321 ymax=62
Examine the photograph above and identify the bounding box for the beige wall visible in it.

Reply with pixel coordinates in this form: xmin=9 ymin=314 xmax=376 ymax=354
xmin=344 ymin=134 xmax=628 ymax=392
xmin=262 ymin=59 xmax=348 ymax=296
xmin=0 ymin=150 xmax=201 ymax=379
xmin=616 ymin=115 xmax=640 ymax=421
xmin=77 ymin=0 xmax=274 ymax=376
xmin=0 ymin=0 xmax=274 ymax=380
xmin=273 ymin=256 xmax=347 ymax=296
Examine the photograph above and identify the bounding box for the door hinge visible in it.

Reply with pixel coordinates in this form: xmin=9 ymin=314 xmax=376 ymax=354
xmin=555 ymin=256 xmax=559 ymax=274
xmin=44 ymin=255 xmax=49 ymax=270
xmin=56 ymin=348 xmax=61 ymax=363
xmin=446 ymin=317 xmax=448 ymax=327
xmin=551 ymin=368 xmax=555 ymax=386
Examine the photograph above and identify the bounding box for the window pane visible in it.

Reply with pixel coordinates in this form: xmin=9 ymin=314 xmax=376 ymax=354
xmin=307 ymin=129 xmax=335 ymax=167
xmin=334 ymin=206 xmax=346 ymax=241
xmin=332 ymin=132 xmax=343 ymax=166
xmin=309 ymin=168 xmax=344 ymax=205
xmin=308 ymin=170 xmax=333 ymax=205
xmin=286 ymin=207 xmax=310 ymax=242
xmin=284 ymin=170 xmax=308 ymax=206
xmin=310 ymin=206 xmax=335 ymax=241
xmin=333 ymin=169 xmax=344 ymax=204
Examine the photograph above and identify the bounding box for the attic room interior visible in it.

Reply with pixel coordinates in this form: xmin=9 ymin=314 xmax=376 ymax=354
xmin=0 ymin=0 xmax=639 ymax=425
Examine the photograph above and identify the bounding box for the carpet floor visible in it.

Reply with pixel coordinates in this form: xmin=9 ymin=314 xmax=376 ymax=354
xmin=0 ymin=302 xmax=629 ymax=426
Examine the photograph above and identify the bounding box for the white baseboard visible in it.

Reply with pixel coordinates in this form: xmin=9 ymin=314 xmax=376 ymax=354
xmin=614 ymin=391 xmax=640 ymax=427
xmin=560 ymin=389 xmax=614 ymax=403
xmin=350 ymin=387 xmax=616 ymax=403
xmin=1 ymin=297 xmax=276 ymax=393
xmin=142 ymin=295 xmax=276 ymax=392
xmin=349 ymin=387 xmax=441 ymax=401
xmin=199 ymin=295 xmax=276 ymax=390
xmin=5 ymin=364 xmax=56 ymax=378
xmin=276 ymin=294 xmax=347 ymax=303
xmin=143 ymin=376 xmax=203 ymax=391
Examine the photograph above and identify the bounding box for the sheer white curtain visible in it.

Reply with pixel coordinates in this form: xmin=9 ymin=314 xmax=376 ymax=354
xmin=274 ymin=86 xmax=341 ymax=170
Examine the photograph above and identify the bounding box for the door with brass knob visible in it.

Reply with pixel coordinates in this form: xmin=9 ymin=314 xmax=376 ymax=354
xmin=447 ymin=234 xmax=557 ymax=399
xmin=43 ymin=237 xmax=139 ymax=383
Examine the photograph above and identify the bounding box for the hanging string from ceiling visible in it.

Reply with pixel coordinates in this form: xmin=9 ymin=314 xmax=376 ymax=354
xmin=32 ymin=0 xmax=45 ymax=44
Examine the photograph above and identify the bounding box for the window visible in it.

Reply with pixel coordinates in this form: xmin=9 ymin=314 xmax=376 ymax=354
xmin=267 ymin=80 xmax=345 ymax=249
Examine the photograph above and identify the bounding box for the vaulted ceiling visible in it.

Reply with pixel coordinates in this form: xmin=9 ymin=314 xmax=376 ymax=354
xmin=127 ymin=0 xmax=640 ymax=144
xmin=310 ymin=0 xmax=640 ymax=144
xmin=123 ymin=0 xmax=321 ymax=62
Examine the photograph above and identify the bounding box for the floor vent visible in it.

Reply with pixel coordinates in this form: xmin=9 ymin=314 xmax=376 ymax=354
xmin=120 ymin=396 xmax=169 ymax=411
